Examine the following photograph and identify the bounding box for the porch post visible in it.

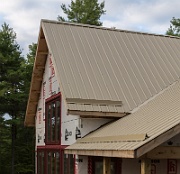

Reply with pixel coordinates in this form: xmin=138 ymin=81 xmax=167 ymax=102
xmin=103 ymin=157 xmax=111 ymax=174
xmin=141 ymin=158 xmax=151 ymax=174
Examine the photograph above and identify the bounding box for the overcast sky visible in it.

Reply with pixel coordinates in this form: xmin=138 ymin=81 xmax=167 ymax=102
xmin=1 ymin=0 xmax=180 ymax=56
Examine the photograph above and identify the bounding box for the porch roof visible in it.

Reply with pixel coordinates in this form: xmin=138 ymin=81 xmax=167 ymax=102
xmin=65 ymin=80 xmax=180 ymax=158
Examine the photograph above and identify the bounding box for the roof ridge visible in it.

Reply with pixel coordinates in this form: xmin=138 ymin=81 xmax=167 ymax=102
xmin=41 ymin=19 xmax=180 ymax=39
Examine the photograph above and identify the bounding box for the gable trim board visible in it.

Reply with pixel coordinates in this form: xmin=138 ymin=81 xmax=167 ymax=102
xmin=65 ymin=80 xmax=180 ymax=158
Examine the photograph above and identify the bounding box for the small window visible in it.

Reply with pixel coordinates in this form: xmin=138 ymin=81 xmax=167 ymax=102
xmin=45 ymin=93 xmax=61 ymax=144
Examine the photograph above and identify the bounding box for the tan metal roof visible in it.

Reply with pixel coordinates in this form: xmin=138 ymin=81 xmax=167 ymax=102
xmin=65 ymin=80 xmax=180 ymax=158
xmin=25 ymin=19 xmax=180 ymax=126
xmin=42 ymin=20 xmax=180 ymax=113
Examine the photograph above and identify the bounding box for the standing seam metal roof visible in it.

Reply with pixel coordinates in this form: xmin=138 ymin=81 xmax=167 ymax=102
xmin=42 ymin=20 xmax=180 ymax=113
xmin=65 ymin=79 xmax=180 ymax=156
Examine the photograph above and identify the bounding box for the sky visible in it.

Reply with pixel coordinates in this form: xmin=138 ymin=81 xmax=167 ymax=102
xmin=0 ymin=0 xmax=180 ymax=56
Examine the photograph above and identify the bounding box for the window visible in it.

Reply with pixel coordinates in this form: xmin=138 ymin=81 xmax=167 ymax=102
xmin=37 ymin=151 xmax=45 ymax=174
xmin=63 ymin=154 xmax=75 ymax=174
xmin=90 ymin=157 xmax=121 ymax=174
xmin=37 ymin=149 xmax=74 ymax=174
xmin=37 ymin=149 xmax=61 ymax=174
xmin=40 ymin=93 xmax=74 ymax=173
xmin=45 ymin=93 xmax=61 ymax=144
xmin=47 ymin=151 xmax=60 ymax=174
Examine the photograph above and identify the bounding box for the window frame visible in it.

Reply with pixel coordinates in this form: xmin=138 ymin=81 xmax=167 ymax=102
xmin=37 ymin=148 xmax=62 ymax=174
xmin=45 ymin=93 xmax=61 ymax=145
xmin=37 ymin=146 xmax=75 ymax=174
xmin=90 ymin=156 xmax=121 ymax=174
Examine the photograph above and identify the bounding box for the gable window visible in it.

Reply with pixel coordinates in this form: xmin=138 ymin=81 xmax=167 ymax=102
xmin=45 ymin=93 xmax=61 ymax=144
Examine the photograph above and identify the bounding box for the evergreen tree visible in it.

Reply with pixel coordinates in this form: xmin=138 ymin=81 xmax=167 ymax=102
xmin=0 ymin=23 xmax=24 ymax=174
xmin=21 ymin=43 xmax=37 ymax=98
xmin=0 ymin=23 xmax=36 ymax=173
xmin=58 ymin=0 xmax=106 ymax=26
xmin=14 ymin=43 xmax=36 ymax=174
xmin=0 ymin=116 xmax=11 ymax=173
xmin=166 ymin=17 xmax=180 ymax=36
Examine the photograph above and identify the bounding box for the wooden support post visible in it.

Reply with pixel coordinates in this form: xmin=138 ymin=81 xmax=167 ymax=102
xmin=103 ymin=157 xmax=111 ymax=174
xmin=141 ymin=158 xmax=151 ymax=174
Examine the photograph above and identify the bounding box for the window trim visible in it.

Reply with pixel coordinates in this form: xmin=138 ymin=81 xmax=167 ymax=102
xmin=45 ymin=93 xmax=61 ymax=145
xmin=37 ymin=148 xmax=62 ymax=174
xmin=89 ymin=156 xmax=122 ymax=174
xmin=37 ymin=146 xmax=75 ymax=174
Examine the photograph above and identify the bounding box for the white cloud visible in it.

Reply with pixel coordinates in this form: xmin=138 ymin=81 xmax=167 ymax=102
xmin=1 ymin=0 xmax=65 ymax=55
xmin=103 ymin=0 xmax=180 ymax=34
xmin=1 ymin=0 xmax=180 ymax=55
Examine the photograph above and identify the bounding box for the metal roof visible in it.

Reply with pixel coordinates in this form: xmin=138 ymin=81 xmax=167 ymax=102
xmin=25 ymin=19 xmax=180 ymax=126
xmin=42 ymin=20 xmax=180 ymax=113
xmin=65 ymin=80 xmax=180 ymax=158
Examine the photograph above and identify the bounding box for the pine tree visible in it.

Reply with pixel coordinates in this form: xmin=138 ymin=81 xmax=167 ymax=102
xmin=58 ymin=0 xmax=106 ymax=26
xmin=166 ymin=17 xmax=180 ymax=36
xmin=0 ymin=23 xmax=36 ymax=174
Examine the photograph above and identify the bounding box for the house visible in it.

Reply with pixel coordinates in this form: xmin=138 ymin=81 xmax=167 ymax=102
xmin=25 ymin=19 xmax=180 ymax=174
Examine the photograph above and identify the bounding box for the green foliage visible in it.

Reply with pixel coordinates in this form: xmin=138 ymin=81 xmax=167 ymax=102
xmin=21 ymin=43 xmax=37 ymax=97
xmin=0 ymin=23 xmax=36 ymax=173
xmin=166 ymin=17 xmax=180 ymax=36
xmin=15 ymin=122 xmax=35 ymax=174
xmin=0 ymin=116 xmax=11 ymax=173
xmin=58 ymin=0 xmax=106 ymax=26
xmin=0 ymin=23 xmax=25 ymax=115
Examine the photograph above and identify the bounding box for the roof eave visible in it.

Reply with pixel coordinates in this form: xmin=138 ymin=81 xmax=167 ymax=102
xmin=135 ymin=122 xmax=180 ymax=158
xmin=24 ymin=22 xmax=48 ymax=127
xmin=64 ymin=149 xmax=135 ymax=158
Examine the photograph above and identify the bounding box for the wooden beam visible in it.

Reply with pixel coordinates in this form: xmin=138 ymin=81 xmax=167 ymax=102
xmin=29 ymin=101 xmax=38 ymax=105
xmin=64 ymin=149 xmax=135 ymax=158
xmin=141 ymin=159 xmax=151 ymax=174
xmin=26 ymin=113 xmax=35 ymax=116
xmin=135 ymin=123 xmax=180 ymax=158
xmin=103 ymin=157 xmax=111 ymax=174
xmin=147 ymin=146 xmax=180 ymax=159
xmin=24 ymin=121 xmax=35 ymax=127
xmin=33 ymin=76 xmax=43 ymax=81
xmin=31 ymin=90 xmax=41 ymax=94
xmin=38 ymin=51 xmax=48 ymax=55
xmin=35 ymin=65 xmax=45 ymax=69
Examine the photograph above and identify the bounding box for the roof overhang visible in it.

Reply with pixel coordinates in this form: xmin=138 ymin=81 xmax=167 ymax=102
xmin=65 ymin=124 xmax=180 ymax=158
xmin=65 ymin=149 xmax=136 ymax=158
xmin=24 ymin=26 xmax=48 ymax=126
xmin=65 ymin=122 xmax=180 ymax=158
